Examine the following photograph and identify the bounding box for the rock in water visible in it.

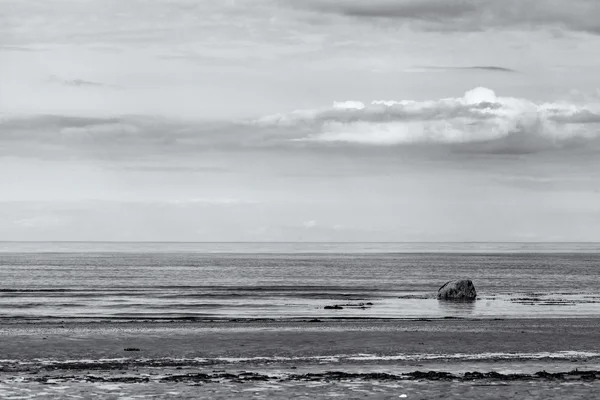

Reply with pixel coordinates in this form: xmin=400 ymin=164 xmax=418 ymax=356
xmin=437 ymin=279 xmax=477 ymax=300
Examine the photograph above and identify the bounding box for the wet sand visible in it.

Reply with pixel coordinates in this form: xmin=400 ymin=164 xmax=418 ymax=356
xmin=2 ymin=318 xmax=600 ymax=360
xmin=1 ymin=318 xmax=600 ymax=398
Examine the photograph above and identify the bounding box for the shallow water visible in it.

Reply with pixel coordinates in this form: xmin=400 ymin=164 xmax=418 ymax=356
xmin=1 ymin=379 xmax=598 ymax=400
xmin=2 ymin=353 xmax=600 ymax=399
xmin=1 ymin=242 xmax=599 ymax=321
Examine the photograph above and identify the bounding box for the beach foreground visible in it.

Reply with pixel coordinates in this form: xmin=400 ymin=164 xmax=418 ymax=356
xmin=1 ymin=318 xmax=599 ymax=399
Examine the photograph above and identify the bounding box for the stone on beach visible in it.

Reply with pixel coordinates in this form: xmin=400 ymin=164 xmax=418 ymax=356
xmin=437 ymin=279 xmax=477 ymax=300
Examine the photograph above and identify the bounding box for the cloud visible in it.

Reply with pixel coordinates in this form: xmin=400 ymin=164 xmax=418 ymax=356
xmin=412 ymin=66 xmax=518 ymax=73
xmin=168 ymin=198 xmax=255 ymax=206
xmin=333 ymin=101 xmax=366 ymax=110
xmin=301 ymin=0 xmax=478 ymax=20
xmin=112 ymin=165 xmax=231 ymax=173
xmin=3 ymin=87 xmax=600 ymax=160
xmin=302 ymin=220 xmax=317 ymax=228
xmin=296 ymin=0 xmax=600 ymax=35
xmin=256 ymin=87 xmax=600 ymax=153
xmin=64 ymin=79 xmax=103 ymax=87
xmin=0 ymin=45 xmax=41 ymax=52
xmin=0 ymin=0 xmax=276 ymax=48
xmin=0 ymin=115 xmax=267 ymax=160
xmin=47 ymin=75 xmax=120 ymax=89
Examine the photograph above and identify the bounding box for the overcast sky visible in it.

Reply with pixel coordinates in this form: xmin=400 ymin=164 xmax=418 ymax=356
xmin=1 ymin=0 xmax=600 ymax=242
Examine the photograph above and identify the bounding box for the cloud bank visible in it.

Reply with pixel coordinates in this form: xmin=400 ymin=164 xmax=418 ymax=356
xmin=2 ymin=87 xmax=600 ymax=159
xmin=256 ymin=87 xmax=600 ymax=153
xmin=297 ymin=0 xmax=600 ymax=35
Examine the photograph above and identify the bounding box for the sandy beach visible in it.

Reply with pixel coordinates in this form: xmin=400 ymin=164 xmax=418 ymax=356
xmin=2 ymin=318 xmax=600 ymax=398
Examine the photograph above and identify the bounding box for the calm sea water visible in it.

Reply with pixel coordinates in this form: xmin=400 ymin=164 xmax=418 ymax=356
xmin=1 ymin=242 xmax=599 ymax=321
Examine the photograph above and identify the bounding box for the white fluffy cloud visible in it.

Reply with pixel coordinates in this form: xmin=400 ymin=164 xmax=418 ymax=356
xmin=257 ymin=87 xmax=600 ymax=151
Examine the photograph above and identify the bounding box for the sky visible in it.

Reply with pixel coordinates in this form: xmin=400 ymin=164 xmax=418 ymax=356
xmin=1 ymin=0 xmax=600 ymax=242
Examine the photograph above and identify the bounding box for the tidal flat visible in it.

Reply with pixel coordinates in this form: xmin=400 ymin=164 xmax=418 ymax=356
xmin=1 ymin=318 xmax=600 ymax=399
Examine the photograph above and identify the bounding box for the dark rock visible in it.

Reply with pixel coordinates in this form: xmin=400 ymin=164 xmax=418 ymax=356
xmin=437 ymin=279 xmax=477 ymax=300
xmin=324 ymin=305 xmax=344 ymax=310
xmin=124 ymin=348 xmax=141 ymax=352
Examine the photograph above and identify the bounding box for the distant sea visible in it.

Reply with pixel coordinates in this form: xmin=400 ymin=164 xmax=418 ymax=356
xmin=3 ymin=241 xmax=600 ymax=254
xmin=1 ymin=242 xmax=599 ymax=321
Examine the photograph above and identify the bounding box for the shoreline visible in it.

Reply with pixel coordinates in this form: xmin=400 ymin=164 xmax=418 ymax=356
xmin=2 ymin=318 xmax=600 ymax=398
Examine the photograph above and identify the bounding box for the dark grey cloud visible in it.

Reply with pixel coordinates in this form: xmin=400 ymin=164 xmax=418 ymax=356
xmin=0 ymin=114 xmax=304 ymax=161
xmin=549 ymin=109 xmax=600 ymax=124
xmin=452 ymin=130 xmax=562 ymax=156
xmin=416 ymin=65 xmax=518 ymax=73
xmin=63 ymin=78 xmax=104 ymax=87
xmin=47 ymin=75 xmax=121 ymax=89
xmin=295 ymin=0 xmax=600 ymax=35
xmin=305 ymin=0 xmax=478 ymax=20
xmin=112 ymin=165 xmax=232 ymax=173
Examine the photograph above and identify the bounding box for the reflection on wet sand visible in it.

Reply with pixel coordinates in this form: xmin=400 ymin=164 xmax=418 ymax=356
xmin=437 ymin=299 xmax=477 ymax=317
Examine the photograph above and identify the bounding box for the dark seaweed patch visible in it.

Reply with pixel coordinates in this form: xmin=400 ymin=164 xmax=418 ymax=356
xmin=22 ymin=369 xmax=600 ymax=384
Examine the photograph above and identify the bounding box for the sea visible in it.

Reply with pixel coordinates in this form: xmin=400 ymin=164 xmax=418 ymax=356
xmin=1 ymin=242 xmax=600 ymax=322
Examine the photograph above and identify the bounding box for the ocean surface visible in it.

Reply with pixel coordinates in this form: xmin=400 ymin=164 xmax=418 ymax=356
xmin=1 ymin=242 xmax=599 ymax=321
